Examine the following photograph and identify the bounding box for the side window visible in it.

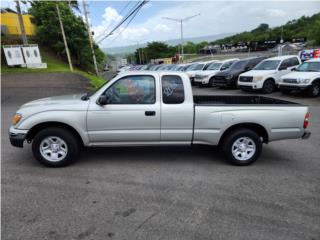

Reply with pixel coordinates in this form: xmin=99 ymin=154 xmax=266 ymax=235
xmin=290 ymin=57 xmax=300 ymax=66
xmin=105 ymin=75 xmax=155 ymax=104
xmin=279 ymin=59 xmax=290 ymax=69
xmin=221 ymin=61 xmax=233 ymax=70
xmin=162 ymin=75 xmax=185 ymax=104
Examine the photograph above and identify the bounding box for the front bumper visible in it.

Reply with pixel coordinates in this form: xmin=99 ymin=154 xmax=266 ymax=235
xmin=238 ymin=80 xmax=264 ymax=89
xmin=302 ymin=130 xmax=311 ymax=139
xmin=278 ymin=84 xmax=310 ymax=91
xmin=9 ymin=126 xmax=28 ymax=148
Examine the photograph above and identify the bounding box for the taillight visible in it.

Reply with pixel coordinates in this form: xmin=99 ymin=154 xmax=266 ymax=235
xmin=303 ymin=113 xmax=310 ymax=129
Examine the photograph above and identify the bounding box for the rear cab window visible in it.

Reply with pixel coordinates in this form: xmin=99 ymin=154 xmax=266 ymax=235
xmin=161 ymin=75 xmax=185 ymax=104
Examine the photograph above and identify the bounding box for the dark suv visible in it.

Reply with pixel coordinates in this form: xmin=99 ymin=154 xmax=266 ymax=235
xmin=212 ymin=56 xmax=266 ymax=88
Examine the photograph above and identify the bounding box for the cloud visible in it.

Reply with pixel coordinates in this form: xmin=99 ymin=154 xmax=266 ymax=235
xmin=154 ymin=24 xmax=171 ymax=33
xmin=93 ymin=1 xmax=320 ymax=48
xmin=265 ymin=9 xmax=287 ymax=18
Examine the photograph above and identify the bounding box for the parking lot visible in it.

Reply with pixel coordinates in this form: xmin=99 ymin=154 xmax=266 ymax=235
xmin=2 ymin=73 xmax=320 ymax=240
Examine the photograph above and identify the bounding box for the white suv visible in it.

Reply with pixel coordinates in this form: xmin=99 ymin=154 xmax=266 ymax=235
xmin=185 ymin=60 xmax=218 ymax=85
xmin=238 ymin=55 xmax=301 ymax=94
xmin=194 ymin=58 xmax=239 ymax=87
xmin=279 ymin=58 xmax=320 ymax=97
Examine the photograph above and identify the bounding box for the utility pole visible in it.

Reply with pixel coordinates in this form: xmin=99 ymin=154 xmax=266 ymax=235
xmin=56 ymin=4 xmax=73 ymax=71
xmin=82 ymin=0 xmax=99 ymax=75
xmin=15 ymin=0 xmax=28 ymax=45
xmin=163 ymin=13 xmax=200 ymax=63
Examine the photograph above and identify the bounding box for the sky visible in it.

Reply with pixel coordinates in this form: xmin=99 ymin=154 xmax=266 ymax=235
xmin=2 ymin=0 xmax=320 ymax=48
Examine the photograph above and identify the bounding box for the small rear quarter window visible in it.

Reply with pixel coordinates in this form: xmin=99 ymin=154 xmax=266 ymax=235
xmin=161 ymin=75 xmax=185 ymax=104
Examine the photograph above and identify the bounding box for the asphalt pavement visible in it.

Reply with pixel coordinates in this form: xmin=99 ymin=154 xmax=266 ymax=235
xmin=1 ymin=73 xmax=320 ymax=240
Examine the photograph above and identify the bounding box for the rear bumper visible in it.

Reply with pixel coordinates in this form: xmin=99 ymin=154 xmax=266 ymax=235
xmin=9 ymin=126 xmax=28 ymax=148
xmin=302 ymin=130 xmax=311 ymax=139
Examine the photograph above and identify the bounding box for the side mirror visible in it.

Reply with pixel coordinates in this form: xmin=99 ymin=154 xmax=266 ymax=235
xmin=244 ymin=66 xmax=251 ymax=71
xmin=291 ymin=67 xmax=296 ymax=71
xmin=97 ymin=95 xmax=108 ymax=105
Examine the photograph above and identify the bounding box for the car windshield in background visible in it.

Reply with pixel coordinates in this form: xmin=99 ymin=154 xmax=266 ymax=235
xmin=206 ymin=62 xmax=222 ymax=70
xmin=254 ymin=60 xmax=281 ymax=70
xmin=230 ymin=60 xmax=248 ymax=70
xmin=296 ymin=62 xmax=320 ymax=72
xmin=187 ymin=63 xmax=205 ymax=71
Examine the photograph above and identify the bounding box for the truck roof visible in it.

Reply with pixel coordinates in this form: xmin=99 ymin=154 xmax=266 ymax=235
xmin=265 ymin=55 xmax=298 ymax=61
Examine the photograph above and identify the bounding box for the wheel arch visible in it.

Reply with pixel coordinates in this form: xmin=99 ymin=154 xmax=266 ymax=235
xmin=219 ymin=122 xmax=269 ymax=145
xmin=26 ymin=121 xmax=84 ymax=146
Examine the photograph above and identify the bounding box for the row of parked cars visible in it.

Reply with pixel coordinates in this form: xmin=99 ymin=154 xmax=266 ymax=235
xmin=119 ymin=55 xmax=320 ymax=97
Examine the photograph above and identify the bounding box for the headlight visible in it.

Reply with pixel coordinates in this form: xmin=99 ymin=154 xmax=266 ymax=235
xmin=297 ymin=78 xmax=310 ymax=84
xmin=12 ymin=113 xmax=22 ymax=125
xmin=225 ymin=74 xmax=233 ymax=80
xmin=253 ymin=76 xmax=264 ymax=81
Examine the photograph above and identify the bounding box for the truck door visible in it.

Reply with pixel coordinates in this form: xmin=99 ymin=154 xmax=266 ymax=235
xmin=160 ymin=75 xmax=194 ymax=143
xmin=87 ymin=74 xmax=161 ymax=143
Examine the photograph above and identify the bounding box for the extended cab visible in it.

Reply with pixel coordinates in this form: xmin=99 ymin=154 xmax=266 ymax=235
xmin=212 ymin=56 xmax=266 ymax=88
xmin=238 ymin=55 xmax=301 ymax=94
xmin=194 ymin=58 xmax=238 ymax=87
xmin=9 ymin=72 xmax=311 ymax=167
xmin=279 ymin=58 xmax=320 ymax=97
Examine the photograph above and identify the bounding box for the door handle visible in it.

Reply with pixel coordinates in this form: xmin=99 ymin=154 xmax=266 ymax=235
xmin=145 ymin=111 xmax=156 ymax=116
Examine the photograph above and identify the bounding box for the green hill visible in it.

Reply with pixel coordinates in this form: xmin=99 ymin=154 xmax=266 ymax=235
xmin=212 ymin=12 xmax=320 ymax=46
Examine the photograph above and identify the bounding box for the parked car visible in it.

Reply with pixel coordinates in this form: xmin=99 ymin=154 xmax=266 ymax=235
xmin=212 ymin=56 xmax=266 ymax=88
xmin=278 ymin=58 xmax=320 ymax=97
xmin=9 ymin=71 xmax=311 ymax=167
xmin=194 ymin=58 xmax=238 ymax=87
xmin=238 ymin=55 xmax=301 ymax=94
xmin=185 ymin=60 xmax=218 ymax=85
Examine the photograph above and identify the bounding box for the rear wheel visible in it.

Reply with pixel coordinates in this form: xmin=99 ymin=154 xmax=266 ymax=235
xmin=262 ymin=79 xmax=275 ymax=94
xmin=222 ymin=128 xmax=262 ymax=166
xmin=306 ymin=82 xmax=320 ymax=97
xmin=32 ymin=127 xmax=80 ymax=167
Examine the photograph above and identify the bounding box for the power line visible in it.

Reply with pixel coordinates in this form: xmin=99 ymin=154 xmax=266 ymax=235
xmin=97 ymin=0 xmax=148 ymax=44
xmin=95 ymin=1 xmax=133 ymax=41
xmin=104 ymin=5 xmax=144 ymax=47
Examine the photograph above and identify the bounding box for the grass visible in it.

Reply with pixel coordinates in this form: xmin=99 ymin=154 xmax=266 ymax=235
xmin=1 ymin=50 xmax=107 ymax=89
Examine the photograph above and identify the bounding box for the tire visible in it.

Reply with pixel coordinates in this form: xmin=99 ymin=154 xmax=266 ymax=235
xmin=262 ymin=79 xmax=275 ymax=94
xmin=281 ymin=89 xmax=291 ymax=95
xmin=222 ymin=128 xmax=262 ymax=166
xmin=32 ymin=127 xmax=80 ymax=167
xmin=209 ymin=78 xmax=215 ymax=87
xmin=306 ymin=82 xmax=320 ymax=97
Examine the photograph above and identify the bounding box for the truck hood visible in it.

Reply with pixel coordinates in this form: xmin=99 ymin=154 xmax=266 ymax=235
xmin=240 ymin=70 xmax=277 ymax=77
xmin=17 ymin=94 xmax=90 ymax=119
xmin=280 ymin=71 xmax=320 ymax=79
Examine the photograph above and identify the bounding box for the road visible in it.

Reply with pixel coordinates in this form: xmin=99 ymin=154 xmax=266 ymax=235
xmin=1 ymin=73 xmax=320 ymax=240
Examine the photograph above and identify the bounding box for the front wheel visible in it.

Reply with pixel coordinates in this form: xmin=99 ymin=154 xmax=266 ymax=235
xmin=222 ymin=128 xmax=262 ymax=166
xmin=306 ymin=82 xmax=320 ymax=97
xmin=262 ymin=79 xmax=275 ymax=94
xmin=32 ymin=127 xmax=80 ymax=167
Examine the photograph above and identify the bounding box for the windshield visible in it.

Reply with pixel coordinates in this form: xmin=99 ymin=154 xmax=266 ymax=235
xmin=230 ymin=60 xmax=248 ymax=70
xmin=254 ymin=60 xmax=281 ymax=70
xmin=206 ymin=62 xmax=222 ymax=70
xmin=186 ymin=63 xmax=205 ymax=71
xmin=296 ymin=62 xmax=320 ymax=72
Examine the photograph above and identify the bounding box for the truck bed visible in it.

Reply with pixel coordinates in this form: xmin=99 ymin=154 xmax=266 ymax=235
xmin=194 ymin=95 xmax=300 ymax=105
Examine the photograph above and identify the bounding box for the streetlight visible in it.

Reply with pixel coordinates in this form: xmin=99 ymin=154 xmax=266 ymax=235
xmin=163 ymin=13 xmax=200 ymax=62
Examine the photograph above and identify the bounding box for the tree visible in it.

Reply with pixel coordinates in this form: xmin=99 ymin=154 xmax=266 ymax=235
xmin=29 ymin=1 xmax=105 ymax=72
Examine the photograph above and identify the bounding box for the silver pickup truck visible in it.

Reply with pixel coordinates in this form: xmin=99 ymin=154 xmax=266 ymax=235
xmin=9 ymin=71 xmax=311 ymax=167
